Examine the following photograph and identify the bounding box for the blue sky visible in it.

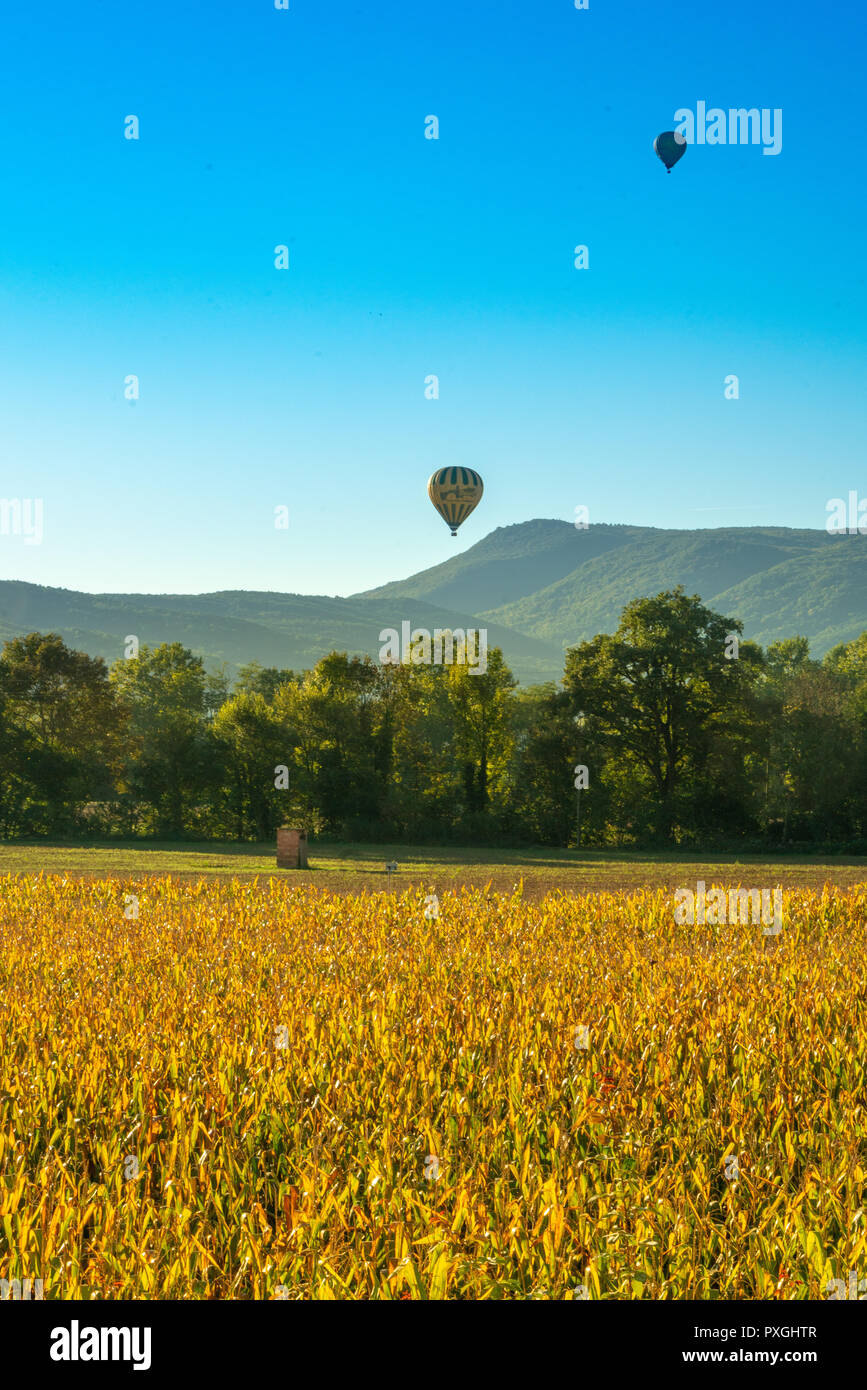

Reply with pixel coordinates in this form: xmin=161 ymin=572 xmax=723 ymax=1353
xmin=1 ymin=0 xmax=864 ymax=595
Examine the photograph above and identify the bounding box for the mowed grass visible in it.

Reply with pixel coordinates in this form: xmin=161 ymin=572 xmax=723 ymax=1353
xmin=0 ymin=839 xmax=865 ymax=897
xmin=1 ymin=875 xmax=866 ymax=1299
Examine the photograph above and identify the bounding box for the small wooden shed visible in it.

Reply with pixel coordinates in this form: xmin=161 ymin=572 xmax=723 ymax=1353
xmin=277 ymin=826 xmax=309 ymax=869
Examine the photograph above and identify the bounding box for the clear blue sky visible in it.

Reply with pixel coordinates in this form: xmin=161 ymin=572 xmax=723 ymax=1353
xmin=1 ymin=0 xmax=864 ymax=595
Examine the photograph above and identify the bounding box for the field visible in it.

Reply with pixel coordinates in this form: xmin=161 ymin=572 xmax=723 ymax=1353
xmin=1 ymin=872 xmax=866 ymax=1299
xmin=0 ymin=839 xmax=865 ymax=897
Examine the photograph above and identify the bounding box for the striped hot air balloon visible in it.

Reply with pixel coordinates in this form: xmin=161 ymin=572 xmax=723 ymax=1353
xmin=427 ymin=467 xmax=484 ymax=537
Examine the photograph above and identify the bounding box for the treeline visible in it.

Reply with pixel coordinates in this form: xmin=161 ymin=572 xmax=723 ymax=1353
xmin=2 ymin=587 xmax=867 ymax=849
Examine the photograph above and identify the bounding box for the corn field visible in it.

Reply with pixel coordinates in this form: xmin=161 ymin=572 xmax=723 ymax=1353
xmin=1 ymin=875 xmax=865 ymax=1300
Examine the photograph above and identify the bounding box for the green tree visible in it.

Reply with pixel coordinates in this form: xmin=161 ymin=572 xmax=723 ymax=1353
xmin=209 ymin=691 xmax=291 ymax=839
xmin=275 ymin=654 xmax=387 ymax=834
xmin=753 ymin=637 xmax=863 ymax=843
xmin=0 ymin=632 xmax=124 ymax=833
xmin=235 ymin=662 xmax=296 ymax=703
xmin=110 ymin=643 xmax=212 ymax=836
xmin=505 ymin=684 xmax=580 ymax=844
xmin=564 ymin=589 xmax=764 ymax=842
xmin=446 ymin=647 xmax=517 ymax=821
xmin=380 ymin=662 xmax=459 ymax=838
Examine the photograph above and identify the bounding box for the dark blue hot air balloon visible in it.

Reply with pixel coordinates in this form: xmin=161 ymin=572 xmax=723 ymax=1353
xmin=654 ymin=130 xmax=687 ymax=173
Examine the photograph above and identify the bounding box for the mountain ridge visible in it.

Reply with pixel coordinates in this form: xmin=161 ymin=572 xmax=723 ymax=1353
xmin=2 ymin=521 xmax=865 ymax=684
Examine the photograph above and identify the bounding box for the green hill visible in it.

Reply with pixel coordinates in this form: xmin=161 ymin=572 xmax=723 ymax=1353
xmin=0 ymin=581 xmax=563 ymax=685
xmin=2 ymin=522 xmax=865 ymax=685
xmin=357 ymin=522 xmax=867 ymax=658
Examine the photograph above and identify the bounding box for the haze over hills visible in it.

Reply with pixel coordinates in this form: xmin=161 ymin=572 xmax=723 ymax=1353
xmin=0 ymin=582 xmax=563 ymax=685
xmin=2 ymin=522 xmax=866 ymax=685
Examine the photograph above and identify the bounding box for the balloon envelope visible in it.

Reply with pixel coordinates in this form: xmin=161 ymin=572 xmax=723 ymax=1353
xmin=428 ymin=467 xmax=484 ymax=536
xmin=654 ymin=130 xmax=687 ymax=171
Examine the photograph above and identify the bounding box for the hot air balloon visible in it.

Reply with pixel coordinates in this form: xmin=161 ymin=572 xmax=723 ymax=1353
xmin=427 ymin=467 xmax=484 ymax=537
xmin=654 ymin=130 xmax=687 ymax=172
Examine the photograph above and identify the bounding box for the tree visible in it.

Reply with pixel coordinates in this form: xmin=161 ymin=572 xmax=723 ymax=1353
xmin=209 ymin=692 xmax=291 ymax=839
xmin=446 ymin=648 xmax=517 ymax=820
xmin=381 ymin=662 xmax=460 ymax=838
xmin=110 ymin=643 xmax=212 ymax=836
xmin=235 ymin=662 xmax=296 ymax=703
xmin=745 ymin=637 xmax=862 ymax=844
xmin=564 ymin=588 xmax=764 ymax=842
xmin=505 ymin=684 xmax=579 ymax=844
xmin=0 ymin=632 xmax=125 ymax=833
xmin=275 ymin=654 xmax=387 ymax=834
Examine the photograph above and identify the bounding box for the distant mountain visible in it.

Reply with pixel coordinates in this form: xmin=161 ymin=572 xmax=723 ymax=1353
xmin=0 ymin=580 xmax=563 ymax=685
xmin=2 ymin=522 xmax=866 ymax=686
xmin=356 ymin=522 xmax=867 ymax=660
xmin=357 ymin=519 xmax=644 ymax=613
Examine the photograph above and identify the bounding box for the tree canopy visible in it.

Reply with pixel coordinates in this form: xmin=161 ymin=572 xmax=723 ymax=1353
xmin=2 ymin=590 xmax=866 ymax=849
